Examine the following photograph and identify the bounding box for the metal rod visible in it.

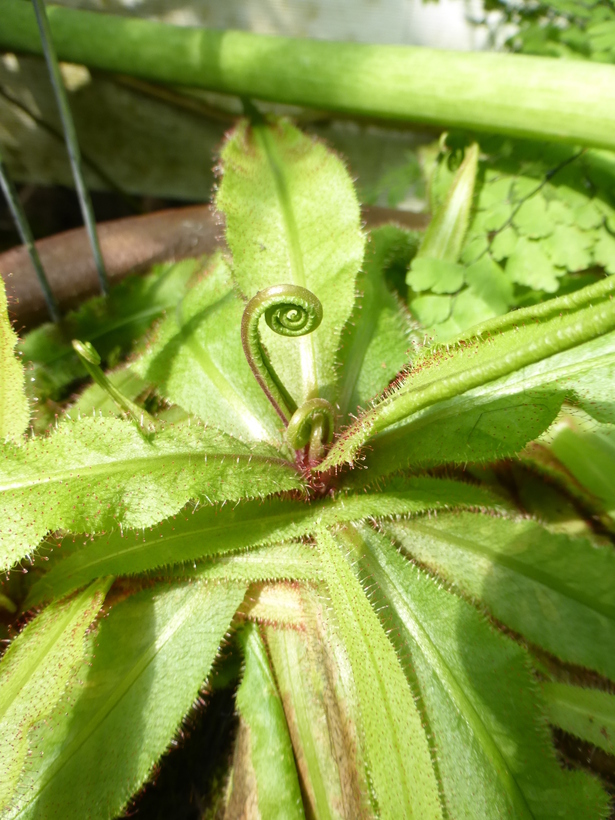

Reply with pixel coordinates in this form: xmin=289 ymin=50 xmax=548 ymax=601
xmin=31 ymin=0 xmax=109 ymax=296
xmin=0 ymin=154 xmax=60 ymax=322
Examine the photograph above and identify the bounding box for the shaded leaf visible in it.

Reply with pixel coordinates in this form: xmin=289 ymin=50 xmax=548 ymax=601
xmin=135 ymin=254 xmax=284 ymax=446
xmin=266 ymin=596 xmax=371 ymax=820
xmin=415 ymin=143 xmax=478 ymax=263
xmin=236 ymin=624 xmax=304 ymax=819
xmin=170 ymin=543 xmax=319 ymax=585
xmin=20 ymin=259 xmax=198 ymax=402
xmin=0 ymin=579 xmax=111 ymax=810
xmin=6 ymin=579 xmax=246 ymax=820
xmin=542 ymin=683 xmax=615 ymax=757
xmin=216 ymin=117 xmax=364 ymax=407
xmin=0 ymin=277 xmax=28 ymax=443
xmin=407 ymin=259 xmax=464 ymax=295
xmin=548 ymin=419 xmax=615 ymax=518
xmin=319 ymin=276 xmax=615 ymax=473
xmin=27 ymin=476 xmax=499 ymax=605
xmin=350 ymin=523 xmax=608 ymax=820
xmin=316 ymin=528 xmax=443 ymax=820
xmin=506 ymin=237 xmax=561 ymax=292
xmin=512 ymin=195 xmax=554 ymax=239
xmin=69 ymin=366 xmax=148 ymax=419
xmin=337 ymin=227 xmax=415 ymax=422
xmin=544 ymin=224 xmax=593 ymax=271
xmin=0 ymin=415 xmax=302 ymax=572
xmin=386 ymin=512 xmax=615 ymax=681
xmin=409 ymin=294 xmax=452 ymax=326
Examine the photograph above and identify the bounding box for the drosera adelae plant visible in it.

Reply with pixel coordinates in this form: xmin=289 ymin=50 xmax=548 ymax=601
xmin=1 ymin=113 xmax=615 ymax=819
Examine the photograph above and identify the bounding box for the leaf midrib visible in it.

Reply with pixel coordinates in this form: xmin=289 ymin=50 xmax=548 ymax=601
xmin=255 ymin=124 xmax=318 ymax=400
xmin=0 ymin=448 xmax=297 ymax=493
xmin=14 ymin=582 xmax=240 ymax=817
xmin=405 ymin=521 xmax=615 ymax=622
xmin=0 ymin=584 xmax=99 ymax=725
xmin=363 ymin=530 xmax=534 ymax=819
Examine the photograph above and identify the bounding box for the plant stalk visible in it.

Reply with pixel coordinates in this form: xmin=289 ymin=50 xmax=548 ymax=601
xmin=30 ymin=0 xmax=109 ymax=296
xmin=0 ymin=152 xmax=60 ymax=322
xmin=1 ymin=0 xmax=615 ymax=150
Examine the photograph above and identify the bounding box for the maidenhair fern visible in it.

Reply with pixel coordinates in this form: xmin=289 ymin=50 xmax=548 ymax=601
xmin=1 ymin=113 xmax=615 ymax=820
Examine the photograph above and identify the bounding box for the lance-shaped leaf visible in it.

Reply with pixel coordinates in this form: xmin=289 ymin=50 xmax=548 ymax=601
xmin=413 ymin=143 xmax=479 ymax=265
xmin=235 ymin=624 xmax=304 ymax=819
xmin=542 ymin=683 xmax=615 ymax=757
xmin=316 ymin=527 xmax=444 ymax=820
xmin=386 ymin=512 xmax=615 ymax=681
xmin=0 ymin=277 xmax=28 ymax=444
xmin=547 ymin=418 xmax=615 ymax=519
xmin=319 ymin=276 xmax=615 ymax=474
xmin=69 ymin=366 xmax=148 ymax=419
xmin=170 ymin=543 xmax=319 ymax=585
xmin=265 ymin=599 xmax=371 ymax=820
xmin=337 ymin=226 xmax=417 ymax=423
xmin=346 ymin=523 xmax=608 ymax=819
xmin=216 ymin=117 xmax=364 ymax=407
xmin=20 ymin=259 xmax=198 ymax=403
xmin=135 ymin=253 xmax=285 ymax=446
xmin=0 ymin=578 xmax=111 ymax=811
xmin=27 ymin=476 xmax=499 ymax=605
xmin=407 ymin=142 xmax=478 ymax=320
xmin=6 ymin=579 xmax=247 ymax=820
xmin=0 ymin=415 xmax=302 ymax=572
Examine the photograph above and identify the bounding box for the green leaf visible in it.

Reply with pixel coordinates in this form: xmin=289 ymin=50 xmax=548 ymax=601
xmin=386 ymin=512 xmax=615 ymax=681
xmin=0 ymin=578 xmax=111 ymax=811
xmin=0 ymin=278 xmax=29 ymax=444
xmin=594 ymin=228 xmax=615 ymax=274
xmin=548 ymin=419 xmax=615 ymax=517
xmin=319 ymin=276 xmax=615 ymax=473
xmin=407 ymin=259 xmax=465 ymax=294
xmin=544 ymin=224 xmax=593 ymax=271
xmin=0 ymin=415 xmax=302 ymax=572
xmin=265 ymin=602 xmax=371 ymax=819
xmin=350 ymin=523 xmax=608 ymax=820
xmin=490 ymin=226 xmax=518 ymax=262
xmin=464 ymin=256 xmax=514 ymax=314
xmin=20 ymin=259 xmax=198 ymax=403
xmin=542 ymin=683 xmax=615 ymax=756
xmin=506 ymin=237 xmax=561 ymax=292
xmin=135 ymin=253 xmax=285 ymax=446
xmin=337 ymin=227 xmax=415 ymax=422
xmin=435 ymin=289 xmax=504 ymax=341
xmin=216 ymin=117 xmax=364 ymax=407
xmin=27 ymin=476 xmax=499 ymax=605
xmin=409 ymin=294 xmax=452 ymax=326
xmin=171 ymin=543 xmax=319 ymax=584
xmin=316 ymin=527 xmax=443 ymax=820
xmin=236 ymin=624 xmax=305 ymax=820
xmin=415 ymin=143 xmax=478 ymax=263
xmin=6 ymin=579 xmax=246 ymax=820
xmin=512 ymin=194 xmax=554 ymax=239
xmin=69 ymin=366 xmax=148 ymax=419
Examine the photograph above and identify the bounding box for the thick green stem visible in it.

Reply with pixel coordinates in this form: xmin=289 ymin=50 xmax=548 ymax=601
xmin=1 ymin=1 xmax=615 ymax=149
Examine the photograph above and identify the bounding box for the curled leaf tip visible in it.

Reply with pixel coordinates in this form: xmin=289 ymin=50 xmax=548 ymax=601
xmin=241 ymin=284 xmax=323 ymax=421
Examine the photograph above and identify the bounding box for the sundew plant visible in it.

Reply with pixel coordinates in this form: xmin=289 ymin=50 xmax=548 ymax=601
xmin=2 ymin=113 xmax=615 ymax=819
